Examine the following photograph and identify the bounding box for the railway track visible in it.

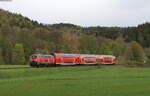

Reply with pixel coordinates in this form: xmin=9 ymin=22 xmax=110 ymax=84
xmin=0 ymin=64 xmax=122 ymax=70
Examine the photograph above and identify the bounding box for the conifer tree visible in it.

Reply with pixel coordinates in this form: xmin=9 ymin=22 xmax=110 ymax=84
xmin=12 ymin=43 xmax=25 ymax=65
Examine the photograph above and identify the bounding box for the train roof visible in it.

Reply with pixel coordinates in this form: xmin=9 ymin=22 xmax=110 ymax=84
xmin=31 ymin=54 xmax=52 ymax=56
xmin=48 ymin=53 xmax=116 ymax=57
xmin=50 ymin=53 xmax=78 ymax=56
xmin=99 ymin=55 xmax=116 ymax=58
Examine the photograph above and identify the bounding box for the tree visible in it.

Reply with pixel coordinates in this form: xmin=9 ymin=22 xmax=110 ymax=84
xmin=48 ymin=30 xmax=63 ymax=52
xmin=124 ymin=41 xmax=147 ymax=67
xmin=144 ymin=48 xmax=150 ymax=66
xmin=0 ymin=48 xmax=5 ymax=65
xmin=12 ymin=43 xmax=25 ymax=65
xmin=16 ymin=28 xmax=35 ymax=60
xmin=145 ymin=48 xmax=150 ymax=59
xmin=99 ymin=43 xmax=113 ymax=55
xmin=79 ymin=34 xmax=99 ymax=54
xmin=61 ymin=32 xmax=79 ymax=53
xmin=113 ymin=36 xmax=125 ymax=57
xmin=112 ymin=36 xmax=126 ymax=64
xmin=0 ymin=24 xmax=14 ymax=64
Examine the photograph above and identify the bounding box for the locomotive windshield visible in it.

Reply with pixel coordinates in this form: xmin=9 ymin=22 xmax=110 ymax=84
xmin=32 ymin=55 xmax=37 ymax=58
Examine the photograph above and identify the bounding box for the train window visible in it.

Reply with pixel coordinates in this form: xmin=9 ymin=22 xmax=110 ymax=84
xmin=46 ymin=56 xmax=53 ymax=58
xmin=62 ymin=57 xmax=74 ymax=58
xmin=40 ymin=56 xmax=43 ymax=58
xmin=96 ymin=59 xmax=101 ymax=62
xmin=62 ymin=55 xmax=74 ymax=58
xmin=39 ymin=55 xmax=45 ymax=58
xmin=40 ymin=55 xmax=52 ymax=58
xmin=32 ymin=55 xmax=37 ymax=58
xmin=104 ymin=57 xmax=112 ymax=59
xmin=84 ymin=57 xmax=95 ymax=58
xmin=44 ymin=56 xmax=48 ymax=58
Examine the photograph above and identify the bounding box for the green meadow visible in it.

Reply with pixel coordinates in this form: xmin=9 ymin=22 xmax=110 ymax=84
xmin=0 ymin=65 xmax=29 ymax=68
xmin=0 ymin=66 xmax=150 ymax=96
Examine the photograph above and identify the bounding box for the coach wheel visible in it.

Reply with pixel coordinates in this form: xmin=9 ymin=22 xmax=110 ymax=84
xmin=30 ymin=62 xmax=35 ymax=67
xmin=32 ymin=64 xmax=37 ymax=68
xmin=36 ymin=64 xmax=40 ymax=68
xmin=29 ymin=63 xmax=33 ymax=67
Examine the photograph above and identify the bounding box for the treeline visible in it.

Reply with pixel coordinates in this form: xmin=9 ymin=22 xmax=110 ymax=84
xmin=0 ymin=9 xmax=150 ymax=66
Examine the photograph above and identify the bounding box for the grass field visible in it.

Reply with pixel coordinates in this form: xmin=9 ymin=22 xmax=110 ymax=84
xmin=0 ymin=65 xmax=29 ymax=68
xmin=0 ymin=66 xmax=150 ymax=96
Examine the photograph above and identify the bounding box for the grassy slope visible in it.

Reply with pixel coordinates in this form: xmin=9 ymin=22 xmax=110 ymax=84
xmin=0 ymin=66 xmax=150 ymax=96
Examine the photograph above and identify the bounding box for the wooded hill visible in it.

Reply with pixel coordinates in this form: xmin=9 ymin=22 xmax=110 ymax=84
xmin=0 ymin=9 xmax=150 ymax=66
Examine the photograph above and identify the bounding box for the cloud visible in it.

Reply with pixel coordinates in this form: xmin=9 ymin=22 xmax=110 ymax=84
xmin=0 ymin=0 xmax=150 ymax=26
xmin=115 ymin=0 xmax=150 ymax=10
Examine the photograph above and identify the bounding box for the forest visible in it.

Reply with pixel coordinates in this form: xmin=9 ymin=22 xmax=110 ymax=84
xmin=0 ymin=9 xmax=150 ymax=66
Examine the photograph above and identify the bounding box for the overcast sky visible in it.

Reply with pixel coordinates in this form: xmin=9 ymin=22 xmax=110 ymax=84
xmin=0 ymin=0 xmax=150 ymax=27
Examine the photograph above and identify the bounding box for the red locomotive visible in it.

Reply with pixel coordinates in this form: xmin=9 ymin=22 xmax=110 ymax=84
xmin=29 ymin=54 xmax=55 ymax=67
xmin=29 ymin=53 xmax=116 ymax=67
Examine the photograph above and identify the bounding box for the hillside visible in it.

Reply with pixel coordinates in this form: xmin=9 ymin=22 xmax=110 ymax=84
xmin=0 ymin=9 xmax=150 ymax=65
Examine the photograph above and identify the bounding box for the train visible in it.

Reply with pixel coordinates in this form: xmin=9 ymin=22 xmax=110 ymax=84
xmin=29 ymin=53 xmax=116 ymax=67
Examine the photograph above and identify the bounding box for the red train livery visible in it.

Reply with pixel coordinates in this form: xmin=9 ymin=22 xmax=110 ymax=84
xmin=100 ymin=55 xmax=116 ymax=65
xmin=29 ymin=53 xmax=116 ymax=67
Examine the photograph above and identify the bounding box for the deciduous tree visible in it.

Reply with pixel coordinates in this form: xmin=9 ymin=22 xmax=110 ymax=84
xmin=12 ymin=43 xmax=25 ymax=65
xmin=124 ymin=41 xmax=147 ymax=66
